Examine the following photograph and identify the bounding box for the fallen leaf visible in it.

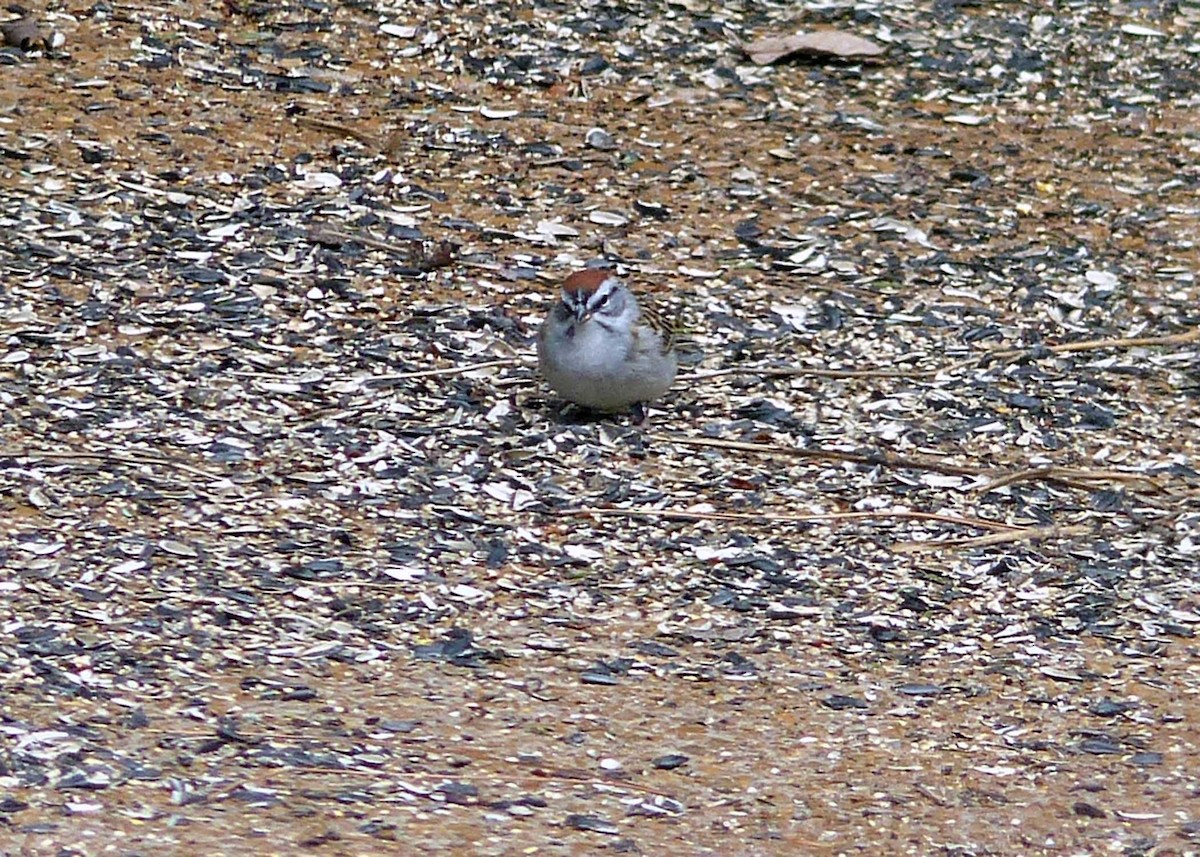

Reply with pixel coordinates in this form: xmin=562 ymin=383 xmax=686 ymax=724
xmin=744 ymin=30 xmax=885 ymax=65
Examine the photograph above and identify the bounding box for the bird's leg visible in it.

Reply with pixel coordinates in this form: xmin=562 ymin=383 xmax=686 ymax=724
xmin=631 ymin=401 xmax=648 ymax=426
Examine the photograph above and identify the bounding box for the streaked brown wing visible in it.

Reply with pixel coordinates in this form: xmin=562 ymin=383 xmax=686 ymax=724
xmin=640 ymin=300 xmax=676 ymax=354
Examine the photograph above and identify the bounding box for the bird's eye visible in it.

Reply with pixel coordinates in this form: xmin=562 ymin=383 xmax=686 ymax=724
xmin=595 ymin=293 xmax=609 ymax=307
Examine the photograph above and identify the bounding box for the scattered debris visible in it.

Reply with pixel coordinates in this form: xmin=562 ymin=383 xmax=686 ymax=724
xmin=0 ymin=0 xmax=1197 ymax=853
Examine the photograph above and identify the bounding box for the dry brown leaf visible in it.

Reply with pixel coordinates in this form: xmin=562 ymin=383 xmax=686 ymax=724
xmin=745 ymin=30 xmax=885 ymax=65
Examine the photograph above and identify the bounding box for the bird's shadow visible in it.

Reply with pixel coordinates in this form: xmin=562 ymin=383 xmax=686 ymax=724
xmin=540 ymin=399 xmax=670 ymax=427
xmin=551 ymin=402 xmax=625 ymax=425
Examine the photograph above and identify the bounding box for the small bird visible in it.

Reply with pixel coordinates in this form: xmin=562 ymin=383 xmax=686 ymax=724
xmin=537 ymin=269 xmax=678 ymax=423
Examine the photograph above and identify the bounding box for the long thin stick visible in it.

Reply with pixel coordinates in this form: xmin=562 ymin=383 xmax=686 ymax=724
xmin=1036 ymin=326 xmax=1200 ymax=355
xmin=653 ymin=434 xmax=978 ymax=476
xmin=679 ymin=365 xmax=947 ymax=381
xmin=655 ymin=434 xmax=1163 ymax=493
xmin=893 ymin=523 xmax=1093 ymax=552
xmin=295 ymin=116 xmax=380 ymax=147
xmin=1 ymin=448 xmax=221 ymax=480
xmin=976 ymin=466 xmax=1160 ymax=493
xmin=307 ymin=226 xmax=409 ymax=255
xmin=363 ymin=358 xmax=521 ymax=383
xmin=678 ymin=326 xmax=1200 ymax=381
xmin=559 ymin=506 xmax=1022 ymax=533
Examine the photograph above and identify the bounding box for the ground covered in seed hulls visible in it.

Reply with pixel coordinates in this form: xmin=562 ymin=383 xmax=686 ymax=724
xmin=2 ymin=0 xmax=1200 ymax=854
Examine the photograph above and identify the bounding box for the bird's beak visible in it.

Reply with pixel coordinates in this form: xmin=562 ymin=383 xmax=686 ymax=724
xmin=575 ymin=306 xmax=592 ymax=324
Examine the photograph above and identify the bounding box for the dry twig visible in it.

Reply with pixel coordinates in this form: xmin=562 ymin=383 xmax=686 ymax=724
xmin=681 ymin=365 xmax=947 ymax=381
xmin=656 ymin=435 xmax=1165 ymax=494
xmin=0 ymin=448 xmax=222 ymax=481
xmin=975 ymin=466 xmax=1160 ymax=493
xmin=307 ymin=226 xmax=456 ymax=272
xmin=561 ymin=506 xmax=1021 ymax=533
xmin=363 ymin=358 xmax=521 ymax=384
xmin=295 ymin=115 xmax=381 ymax=148
xmin=893 ymin=523 xmax=1094 ymax=552
xmin=1003 ymin=326 xmax=1200 ymax=357
xmin=682 ymin=325 xmax=1200 ymax=382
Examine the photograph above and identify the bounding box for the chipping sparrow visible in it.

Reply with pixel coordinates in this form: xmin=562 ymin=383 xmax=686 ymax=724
xmin=537 ymin=269 xmax=677 ymax=423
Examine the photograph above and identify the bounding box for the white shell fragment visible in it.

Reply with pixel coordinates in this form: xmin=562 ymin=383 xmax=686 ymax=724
xmin=535 ymin=219 xmax=579 ymax=238
xmin=1085 ymin=269 xmax=1119 ymax=289
xmin=943 ymin=113 xmax=989 ymax=125
xmin=480 ymin=106 xmax=520 ymax=119
xmin=380 ymin=23 xmax=418 ymax=38
xmin=1120 ymin=24 xmax=1165 ymax=37
xmin=588 ymin=210 xmax=628 ymax=226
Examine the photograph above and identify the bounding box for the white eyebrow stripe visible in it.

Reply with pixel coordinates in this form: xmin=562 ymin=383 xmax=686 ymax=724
xmin=586 ymin=279 xmax=616 ymax=308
